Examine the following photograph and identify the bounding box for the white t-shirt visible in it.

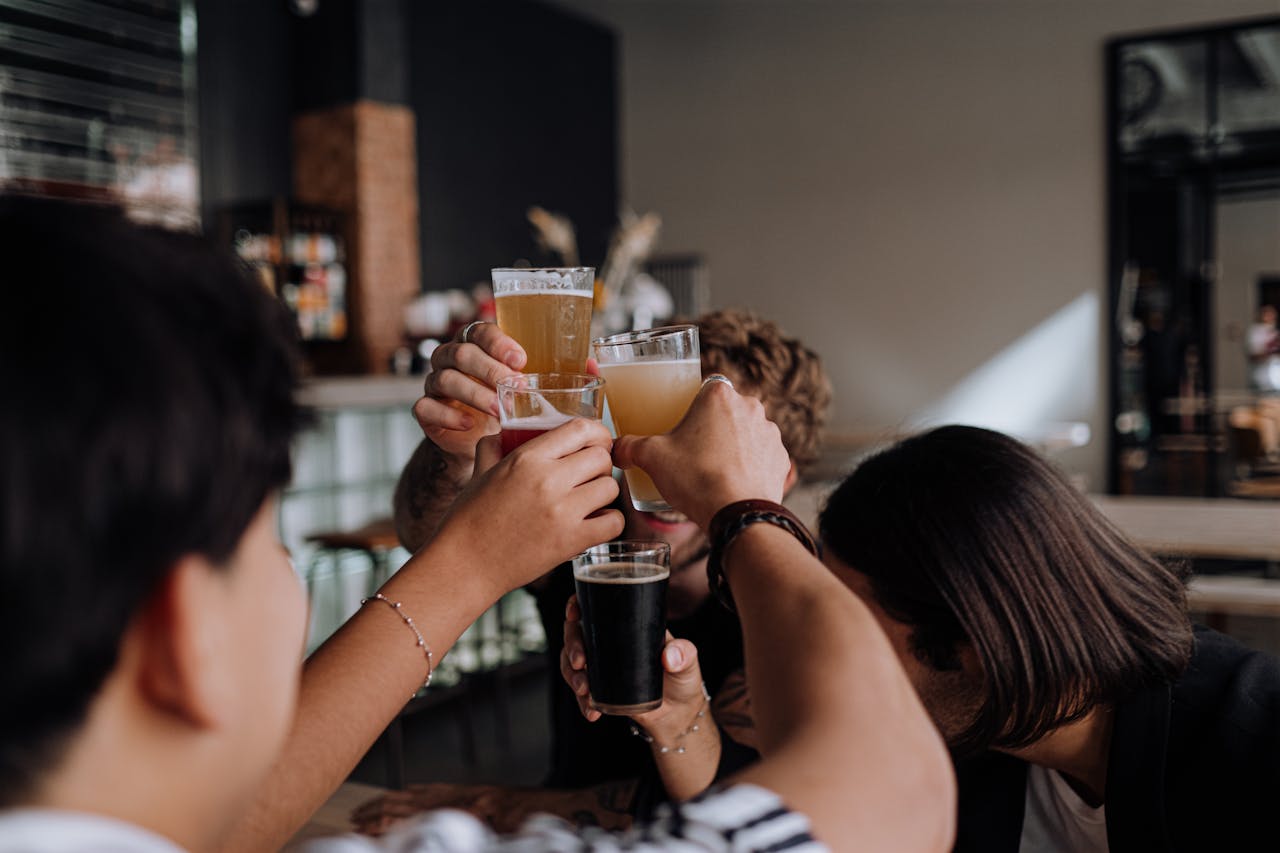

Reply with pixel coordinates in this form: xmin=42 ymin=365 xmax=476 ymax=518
xmin=0 ymin=809 xmax=185 ymax=853
xmin=301 ymin=784 xmax=824 ymax=853
xmin=1018 ymin=764 xmax=1109 ymax=853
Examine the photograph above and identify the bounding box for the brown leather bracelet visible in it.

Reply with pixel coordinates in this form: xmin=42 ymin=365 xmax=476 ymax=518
xmin=705 ymin=499 xmax=819 ymax=612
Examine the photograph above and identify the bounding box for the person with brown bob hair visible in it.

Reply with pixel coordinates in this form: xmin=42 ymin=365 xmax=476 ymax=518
xmin=818 ymin=425 xmax=1280 ymax=852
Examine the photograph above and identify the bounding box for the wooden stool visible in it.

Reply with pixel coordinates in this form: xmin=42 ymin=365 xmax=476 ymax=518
xmin=305 ymin=517 xmax=403 ymax=598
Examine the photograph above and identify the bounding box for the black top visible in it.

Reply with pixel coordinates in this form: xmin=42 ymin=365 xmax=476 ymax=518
xmin=953 ymin=627 xmax=1280 ymax=852
xmin=533 ymin=561 xmax=759 ymax=813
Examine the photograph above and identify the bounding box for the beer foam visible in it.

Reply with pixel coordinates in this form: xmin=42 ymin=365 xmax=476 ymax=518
xmin=494 ymin=287 xmax=594 ymax=299
xmin=501 ymin=413 xmax=575 ymax=431
xmin=492 ymin=268 xmax=593 ymax=296
xmin=574 ymin=561 xmax=670 ymax=583
xmin=597 ymin=358 xmax=700 ymax=369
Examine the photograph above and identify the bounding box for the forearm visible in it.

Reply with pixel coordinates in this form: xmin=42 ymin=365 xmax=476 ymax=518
xmin=393 ymin=438 xmax=471 ymax=551
xmin=218 ymin=539 xmax=502 ymax=852
xmin=547 ymin=778 xmax=638 ymax=830
xmin=728 ymin=525 xmax=955 ymax=851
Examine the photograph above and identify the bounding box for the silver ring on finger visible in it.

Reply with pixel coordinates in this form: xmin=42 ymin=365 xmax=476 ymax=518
xmin=460 ymin=319 xmax=487 ymax=344
xmin=702 ymin=373 xmax=734 ymax=390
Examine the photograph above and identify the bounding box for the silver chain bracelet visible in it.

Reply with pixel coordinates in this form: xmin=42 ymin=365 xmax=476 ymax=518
xmin=629 ymin=683 xmax=711 ymax=754
xmin=361 ymin=593 xmax=434 ymax=698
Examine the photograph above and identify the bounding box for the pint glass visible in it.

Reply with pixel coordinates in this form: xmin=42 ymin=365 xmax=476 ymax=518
xmin=496 ymin=373 xmax=605 ymax=455
xmin=592 ymin=325 xmax=701 ymax=512
xmin=492 ymin=267 xmax=595 ymax=374
xmin=572 ymin=541 xmax=671 ymax=715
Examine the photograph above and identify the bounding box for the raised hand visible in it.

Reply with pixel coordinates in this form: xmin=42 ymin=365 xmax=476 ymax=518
xmin=560 ymin=596 xmax=706 ymax=729
xmin=412 ymin=321 xmax=526 ymax=461
xmin=612 ymin=380 xmax=790 ymax=528
xmin=433 ymin=418 xmax=623 ymax=598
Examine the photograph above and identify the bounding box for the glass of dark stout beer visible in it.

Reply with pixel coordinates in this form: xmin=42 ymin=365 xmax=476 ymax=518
xmin=496 ymin=373 xmax=606 ymax=455
xmin=572 ymin=541 xmax=671 ymax=714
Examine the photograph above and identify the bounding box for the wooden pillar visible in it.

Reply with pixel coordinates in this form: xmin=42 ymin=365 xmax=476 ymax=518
xmin=292 ymin=100 xmax=419 ymax=374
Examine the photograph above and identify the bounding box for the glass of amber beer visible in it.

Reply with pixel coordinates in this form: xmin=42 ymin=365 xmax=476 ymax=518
xmin=496 ymin=373 xmax=605 ymax=455
xmin=592 ymin=325 xmax=701 ymax=512
xmin=491 ymin=268 xmax=595 ymax=374
xmin=572 ymin=541 xmax=670 ymax=714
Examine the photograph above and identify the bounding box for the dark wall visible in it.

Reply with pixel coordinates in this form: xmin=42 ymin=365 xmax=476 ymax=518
xmin=195 ymin=0 xmax=294 ymax=229
xmin=197 ymin=0 xmax=618 ymax=293
xmin=409 ymin=0 xmax=619 ymax=291
xmin=291 ymin=0 xmax=410 ymax=111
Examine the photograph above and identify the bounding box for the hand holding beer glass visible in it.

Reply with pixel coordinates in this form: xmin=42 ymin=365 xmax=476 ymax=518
xmin=496 ymin=374 xmax=606 ymax=455
xmin=414 ymin=267 xmax=594 ymax=461
xmin=571 ymin=541 xmax=671 ymax=715
xmin=593 ymin=325 xmax=702 ymax=512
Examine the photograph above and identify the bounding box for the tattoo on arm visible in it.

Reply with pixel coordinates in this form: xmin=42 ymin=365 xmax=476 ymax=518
xmin=554 ymin=779 xmax=638 ymax=831
xmin=393 ymin=439 xmax=467 ymax=551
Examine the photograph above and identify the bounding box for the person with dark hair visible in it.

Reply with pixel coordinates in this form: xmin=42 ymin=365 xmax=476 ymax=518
xmin=0 ymin=196 xmax=955 ymax=852
xmin=618 ymin=423 xmax=1280 ymax=851
xmin=819 ymin=425 xmax=1280 ymax=852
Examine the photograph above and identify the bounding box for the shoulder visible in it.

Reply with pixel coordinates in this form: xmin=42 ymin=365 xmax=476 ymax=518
xmin=1155 ymin=629 xmax=1280 ymax=847
xmin=1173 ymin=626 xmax=1280 ymax=738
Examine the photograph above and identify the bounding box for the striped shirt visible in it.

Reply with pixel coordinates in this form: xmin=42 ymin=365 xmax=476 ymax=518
xmin=301 ymin=784 xmax=825 ymax=853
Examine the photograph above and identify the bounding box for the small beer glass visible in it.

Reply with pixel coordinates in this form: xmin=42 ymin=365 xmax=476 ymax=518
xmin=592 ymin=325 xmax=701 ymax=511
xmin=495 ymin=373 xmax=605 ymax=455
xmin=572 ymin=541 xmax=671 ymax=714
xmin=492 ymin=267 xmax=595 ymax=374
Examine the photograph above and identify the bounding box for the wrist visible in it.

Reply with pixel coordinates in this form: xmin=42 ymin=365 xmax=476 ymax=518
xmin=631 ymin=683 xmax=711 ymax=754
xmin=704 ymin=499 xmax=819 ymax=612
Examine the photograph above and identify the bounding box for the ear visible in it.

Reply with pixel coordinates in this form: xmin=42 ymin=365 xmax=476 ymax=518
xmin=782 ymin=459 xmax=800 ymax=495
xmin=131 ymin=556 xmax=234 ymax=731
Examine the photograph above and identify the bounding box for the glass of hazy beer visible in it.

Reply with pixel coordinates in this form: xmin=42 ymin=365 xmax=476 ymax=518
xmin=592 ymin=325 xmax=701 ymax=511
xmin=572 ymin=540 xmax=671 ymax=714
xmin=491 ymin=267 xmax=595 ymax=373
xmin=496 ymin=373 xmax=605 ymax=455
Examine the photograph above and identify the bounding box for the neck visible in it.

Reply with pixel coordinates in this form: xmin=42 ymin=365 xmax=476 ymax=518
xmin=29 ymin=675 xmax=235 ymax=852
xmin=1000 ymin=706 xmax=1114 ymax=807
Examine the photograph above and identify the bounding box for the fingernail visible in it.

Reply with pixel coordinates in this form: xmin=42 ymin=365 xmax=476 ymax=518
xmin=459 ymin=415 xmax=474 ymax=430
xmin=573 ymin=674 xmax=586 ymax=693
xmin=572 ymin=651 xmax=584 ymax=668
xmin=665 ymin=646 xmax=683 ymax=669
xmin=505 ymin=350 xmax=525 ymax=369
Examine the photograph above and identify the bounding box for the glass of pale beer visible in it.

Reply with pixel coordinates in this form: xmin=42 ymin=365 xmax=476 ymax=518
xmin=495 ymin=373 xmax=606 ymax=455
xmin=491 ymin=267 xmax=595 ymax=373
xmin=592 ymin=325 xmax=701 ymax=512
xmin=572 ymin=540 xmax=671 ymax=714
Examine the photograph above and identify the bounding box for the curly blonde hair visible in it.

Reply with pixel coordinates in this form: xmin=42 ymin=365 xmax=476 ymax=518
xmin=695 ymin=309 xmax=832 ymax=471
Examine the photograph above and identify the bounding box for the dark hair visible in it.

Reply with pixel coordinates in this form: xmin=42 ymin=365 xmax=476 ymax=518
xmin=819 ymin=425 xmax=1193 ymax=757
xmin=0 ymin=197 xmax=306 ymax=803
xmin=697 ymin=309 xmax=831 ymax=472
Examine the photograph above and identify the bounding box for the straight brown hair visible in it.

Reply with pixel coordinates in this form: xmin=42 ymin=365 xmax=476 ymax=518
xmin=819 ymin=425 xmax=1193 ymax=757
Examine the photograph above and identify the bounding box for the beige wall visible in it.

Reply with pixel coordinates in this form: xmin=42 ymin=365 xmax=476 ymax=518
xmin=555 ymin=0 xmax=1279 ymax=488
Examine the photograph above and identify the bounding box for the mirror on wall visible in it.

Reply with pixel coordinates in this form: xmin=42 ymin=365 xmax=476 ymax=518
xmin=1108 ymin=16 xmax=1280 ymax=498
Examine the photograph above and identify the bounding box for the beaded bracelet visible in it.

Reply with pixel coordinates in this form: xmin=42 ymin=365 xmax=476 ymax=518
xmin=705 ymin=499 xmax=820 ymax=613
xmin=361 ymin=593 xmax=434 ymax=698
xmin=629 ymin=683 xmax=711 ymax=755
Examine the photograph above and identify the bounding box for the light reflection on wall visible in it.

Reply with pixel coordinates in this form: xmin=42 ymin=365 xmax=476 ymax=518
xmin=913 ymin=291 xmax=1099 ymax=454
